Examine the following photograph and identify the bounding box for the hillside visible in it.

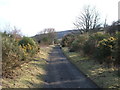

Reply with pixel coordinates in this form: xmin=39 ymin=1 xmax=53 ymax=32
xmin=56 ymin=30 xmax=80 ymax=39
xmin=32 ymin=30 xmax=79 ymax=41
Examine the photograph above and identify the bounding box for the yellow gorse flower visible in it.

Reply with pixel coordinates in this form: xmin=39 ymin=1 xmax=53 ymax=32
xmin=97 ymin=37 xmax=117 ymax=48
xmin=26 ymin=43 xmax=33 ymax=50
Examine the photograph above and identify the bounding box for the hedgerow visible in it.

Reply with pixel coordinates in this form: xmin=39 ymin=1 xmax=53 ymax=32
xmin=61 ymin=31 xmax=120 ymax=66
xmin=2 ymin=33 xmax=39 ymax=78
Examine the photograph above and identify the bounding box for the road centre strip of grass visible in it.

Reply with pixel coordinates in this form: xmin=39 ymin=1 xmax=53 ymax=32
xmin=2 ymin=46 xmax=53 ymax=88
xmin=62 ymin=47 xmax=119 ymax=88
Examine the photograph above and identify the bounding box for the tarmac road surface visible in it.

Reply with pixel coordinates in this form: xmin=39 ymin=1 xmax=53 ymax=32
xmin=43 ymin=46 xmax=99 ymax=88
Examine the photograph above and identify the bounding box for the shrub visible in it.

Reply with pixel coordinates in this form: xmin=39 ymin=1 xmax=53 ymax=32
xmin=70 ymin=35 xmax=87 ymax=52
xmin=41 ymin=37 xmax=50 ymax=45
xmin=82 ymin=32 xmax=109 ymax=56
xmin=18 ymin=37 xmax=36 ymax=46
xmin=2 ymin=35 xmax=24 ymax=78
xmin=18 ymin=37 xmax=39 ymax=56
xmin=113 ymin=32 xmax=120 ymax=65
xmin=94 ymin=37 xmax=116 ymax=64
xmin=61 ymin=34 xmax=75 ymax=47
xmin=89 ymin=32 xmax=109 ymax=41
xmin=54 ymin=38 xmax=59 ymax=44
xmin=69 ymin=40 xmax=79 ymax=52
xmin=2 ymin=34 xmax=39 ymax=78
xmin=82 ymin=40 xmax=95 ymax=55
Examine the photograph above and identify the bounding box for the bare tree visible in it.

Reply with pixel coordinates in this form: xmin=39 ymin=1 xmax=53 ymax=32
xmin=10 ymin=26 xmax=22 ymax=40
xmin=74 ymin=5 xmax=101 ymax=33
xmin=45 ymin=28 xmax=56 ymax=44
xmin=46 ymin=28 xmax=56 ymax=38
xmin=103 ymin=17 xmax=108 ymax=28
xmin=38 ymin=28 xmax=56 ymax=45
xmin=106 ymin=20 xmax=120 ymax=35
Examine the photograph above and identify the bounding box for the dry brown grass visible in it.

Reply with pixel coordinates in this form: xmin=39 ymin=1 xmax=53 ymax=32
xmin=2 ymin=46 xmax=52 ymax=88
xmin=62 ymin=47 xmax=119 ymax=88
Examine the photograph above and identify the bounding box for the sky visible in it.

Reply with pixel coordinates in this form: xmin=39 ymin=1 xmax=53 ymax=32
xmin=0 ymin=0 xmax=119 ymax=36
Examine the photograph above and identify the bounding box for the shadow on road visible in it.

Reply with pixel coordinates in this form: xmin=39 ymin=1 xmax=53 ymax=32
xmin=43 ymin=46 xmax=99 ymax=88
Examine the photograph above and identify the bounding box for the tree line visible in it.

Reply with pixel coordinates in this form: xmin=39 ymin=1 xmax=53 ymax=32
xmin=61 ymin=5 xmax=120 ymax=68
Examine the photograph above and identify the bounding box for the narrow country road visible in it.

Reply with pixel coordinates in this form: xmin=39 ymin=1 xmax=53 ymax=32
xmin=43 ymin=46 xmax=99 ymax=88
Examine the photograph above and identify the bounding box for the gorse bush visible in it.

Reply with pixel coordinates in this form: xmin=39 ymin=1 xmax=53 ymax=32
xmin=61 ymin=34 xmax=75 ymax=47
xmin=82 ymin=32 xmax=108 ymax=55
xmin=2 ymin=35 xmax=23 ymax=77
xmin=83 ymin=40 xmax=95 ymax=55
xmin=94 ymin=37 xmax=116 ymax=64
xmin=61 ymin=31 xmax=120 ymax=66
xmin=18 ymin=37 xmax=36 ymax=46
xmin=18 ymin=37 xmax=39 ymax=56
xmin=41 ymin=37 xmax=49 ymax=44
xmin=2 ymin=33 xmax=39 ymax=78
xmin=114 ymin=32 xmax=120 ymax=65
xmin=19 ymin=43 xmax=39 ymax=57
xmin=89 ymin=32 xmax=109 ymax=41
xmin=70 ymin=40 xmax=80 ymax=52
xmin=88 ymin=32 xmax=109 ymax=48
xmin=70 ymin=35 xmax=87 ymax=52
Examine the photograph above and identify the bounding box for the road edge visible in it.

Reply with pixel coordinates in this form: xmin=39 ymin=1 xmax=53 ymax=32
xmin=60 ymin=47 xmax=101 ymax=88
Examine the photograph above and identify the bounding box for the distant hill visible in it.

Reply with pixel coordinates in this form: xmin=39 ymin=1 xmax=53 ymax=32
xmin=56 ymin=30 xmax=79 ymax=39
xmin=32 ymin=29 xmax=79 ymax=41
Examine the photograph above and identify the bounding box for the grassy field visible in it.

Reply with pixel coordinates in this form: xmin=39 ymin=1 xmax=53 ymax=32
xmin=62 ymin=47 xmax=119 ymax=88
xmin=2 ymin=46 xmax=53 ymax=88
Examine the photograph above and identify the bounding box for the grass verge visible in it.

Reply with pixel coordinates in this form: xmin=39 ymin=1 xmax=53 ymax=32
xmin=2 ymin=46 xmax=53 ymax=88
xmin=62 ymin=47 xmax=119 ymax=88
